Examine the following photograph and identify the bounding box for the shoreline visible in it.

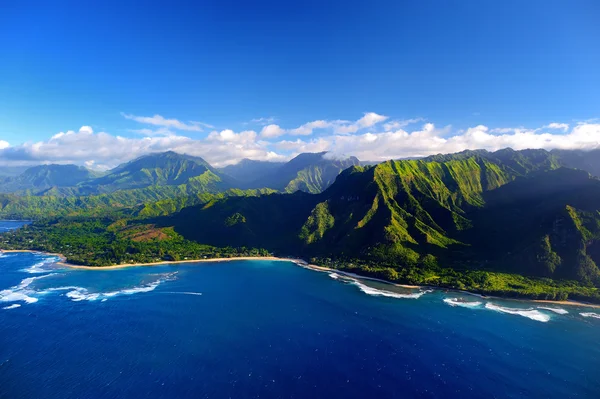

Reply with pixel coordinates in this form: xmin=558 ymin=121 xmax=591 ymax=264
xmin=60 ymin=256 xmax=303 ymax=270
xmin=3 ymin=249 xmax=600 ymax=309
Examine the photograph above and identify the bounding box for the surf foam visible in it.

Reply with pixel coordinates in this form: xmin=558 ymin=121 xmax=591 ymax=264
xmin=2 ymin=304 xmax=21 ymax=310
xmin=350 ymin=280 xmax=430 ymax=299
xmin=580 ymin=312 xmax=600 ymax=319
xmin=0 ymin=274 xmax=55 ymax=305
xmin=443 ymin=298 xmax=482 ymax=308
xmin=537 ymin=307 xmax=569 ymax=315
xmin=63 ymin=272 xmax=178 ymax=302
xmin=21 ymin=257 xmax=60 ymax=274
xmin=485 ymin=303 xmax=550 ymax=322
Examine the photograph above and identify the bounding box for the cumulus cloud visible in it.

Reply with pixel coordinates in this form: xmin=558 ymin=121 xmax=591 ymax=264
xmin=121 ymin=113 xmax=212 ymax=132
xmin=259 ymin=112 xmax=389 ymax=137
xmin=1 ymin=113 xmax=599 ymax=170
xmin=383 ymin=118 xmax=424 ymax=131
xmin=272 ymin=122 xmax=600 ymax=162
xmin=260 ymin=124 xmax=286 ymax=138
xmin=544 ymin=122 xmax=569 ymax=132
xmin=0 ymin=126 xmax=280 ymax=168
xmin=250 ymin=117 xmax=276 ymax=125
xmin=129 ymin=127 xmax=175 ymax=137
xmin=333 ymin=112 xmax=388 ymax=134
xmin=289 ymin=120 xmax=331 ymax=136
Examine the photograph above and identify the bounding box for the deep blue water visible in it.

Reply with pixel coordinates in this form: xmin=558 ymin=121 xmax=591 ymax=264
xmin=1 ymin=222 xmax=599 ymax=398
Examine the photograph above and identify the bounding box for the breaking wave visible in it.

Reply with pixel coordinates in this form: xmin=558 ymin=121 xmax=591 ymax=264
xmin=443 ymin=298 xmax=482 ymax=308
xmin=537 ymin=307 xmax=569 ymax=315
xmin=3 ymin=304 xmax=21 ymax=310
xmin=0 ymin=268 xmax=177 ymax=305
xmin=580 ymin=312 xmax=600 ymax=319
xmin=485 ymin=303 xmax=550 ymax=322
xmin=350 ymin=280 xmax=431 ymax=299
xmin=21 ymin=256 xmax=61 ymax=274
xmin=63 ymin=272 xmax=178 ymax=302
xmin=0 ymin=274 xmax=55 ymax=305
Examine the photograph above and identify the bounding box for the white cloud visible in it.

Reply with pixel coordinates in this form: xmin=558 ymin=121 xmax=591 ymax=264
xmin=273 ymin=138 xmax=331 ymax=154
xmin=333 ymin=112 xmax=388 ymax=134
xmin=121 ymin=113 xmax=210 ymax=132
xmin=1 ymin=113 xmax=599 ymax=170
xmin=270 ymin=121 xmax=600 ymax=163
xmin=79 ymin=126 xmax=94 ymax=134
xmin=0 ymin=126 xmax=279 ymax=169
xmin=250 ymin=117 xmax=276 ymax=125
xmin=544 ymin=122 xmax=569 ymax=132
xmin=259 ymin=112 xmax=389 ymax=137
xmin=289 ymin=120 xmax=331 ymax=136
xmin=489 ymin=127 xmax=519 ymax=134
xmin=260 ymin=124 xmax=286 ymax=138
xmin=383 ymin=118 xmax=424 ymax=131
xmin=357 ymin=112 xmax=388 ymax=129
xmin=129 ymin=127 xmax=175 ymax=137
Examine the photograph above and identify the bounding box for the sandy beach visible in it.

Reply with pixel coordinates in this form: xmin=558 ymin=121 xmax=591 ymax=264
xmin=61 ymin=256 xmax=304 ymax=270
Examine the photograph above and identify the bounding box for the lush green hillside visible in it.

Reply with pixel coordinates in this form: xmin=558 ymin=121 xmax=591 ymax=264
xmin=155 ymin=153 xmax=600 ymax=291
xmin=81 ymin=151 xmax=232 ymax=193
xmin=0 ymin=182 xmax=276 ymax=220
xmin=249 ymin=152 xmax=360 ymax=193
xmin=0 ymin=164 xmax=99 ymax=194
xmin=0 ymin=217 xmax=271 ymax=266
xmin=3 ymin=147 xmax=600 ymax=302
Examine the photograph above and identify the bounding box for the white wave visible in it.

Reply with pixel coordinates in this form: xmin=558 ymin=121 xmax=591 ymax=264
xmin=443 ymin=298 xmax=482 ymax=308
xmin=0 ymin=274 xmax=55 ymax=305
xmin=64 ymin=272 xmax=178 ymax=302
xmin=485 ymin=303 xmax=550 ymax=322
xmin=350 ymin=280 xmax=430 ymax=299
xmin=328 ymin=273 xmax=340 ymax=280
xmin=3 ymin=304 xmax=21 ymax=310
xmin=21 ymin=257 xmax=60 ymax=274
xmin=580 ymin=312 xmax=600 ymax=319
xmin=537 ymin=307 xmax=569 ymax=315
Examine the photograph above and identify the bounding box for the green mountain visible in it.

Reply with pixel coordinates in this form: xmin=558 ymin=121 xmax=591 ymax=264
xmin=249 ymin=152 xmax=360 ymax=193
xmin=158 ymin=150 xmax=600 ymax=287
xmin=4 ymin=147 xmax=600 ymax=302
xmin=219 ymin=159 xmax=284 ymax=182
xmin=0 ymin=164 xmax=99 ymax=194
xmin=82 ymin=151 xmax=232 ymax=193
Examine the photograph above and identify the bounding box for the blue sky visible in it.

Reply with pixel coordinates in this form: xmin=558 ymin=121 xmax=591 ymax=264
xmin=0 ymin=0 xmax=599 ymax=168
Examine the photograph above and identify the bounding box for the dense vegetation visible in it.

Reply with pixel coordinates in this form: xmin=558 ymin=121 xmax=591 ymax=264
xmin=1 ymin=218 xmax=271 ymax=266
xmin=154 ymin=152 xmax=600 ymax=302
xmin=220 ymin=152 xmax=360 ymax=193
xmin=0 ymin=151 xmax=359 ymax=203
xmin=0 ymin=164 xmax=100 ymax=194
xmin=2 ymin=148 xmax=600 ymax=303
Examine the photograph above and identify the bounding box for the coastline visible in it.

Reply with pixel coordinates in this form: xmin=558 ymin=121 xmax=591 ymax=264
xmin=3 ymin=249 xmax=600 ymax=309
xmin=60 ymin=256 xmax=303 ymax=270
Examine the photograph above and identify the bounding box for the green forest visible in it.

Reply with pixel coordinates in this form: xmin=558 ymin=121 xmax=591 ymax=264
xmin=2 ymin=149 xmax=600 ymax=303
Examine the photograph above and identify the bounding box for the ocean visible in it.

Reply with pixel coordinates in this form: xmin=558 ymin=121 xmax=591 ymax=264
xmin=0 ymin=221 xmax=599 ymax=398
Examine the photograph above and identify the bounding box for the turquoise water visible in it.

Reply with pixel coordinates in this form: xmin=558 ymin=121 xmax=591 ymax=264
xmin=1 ymin=224 xmax=599 ymax=398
